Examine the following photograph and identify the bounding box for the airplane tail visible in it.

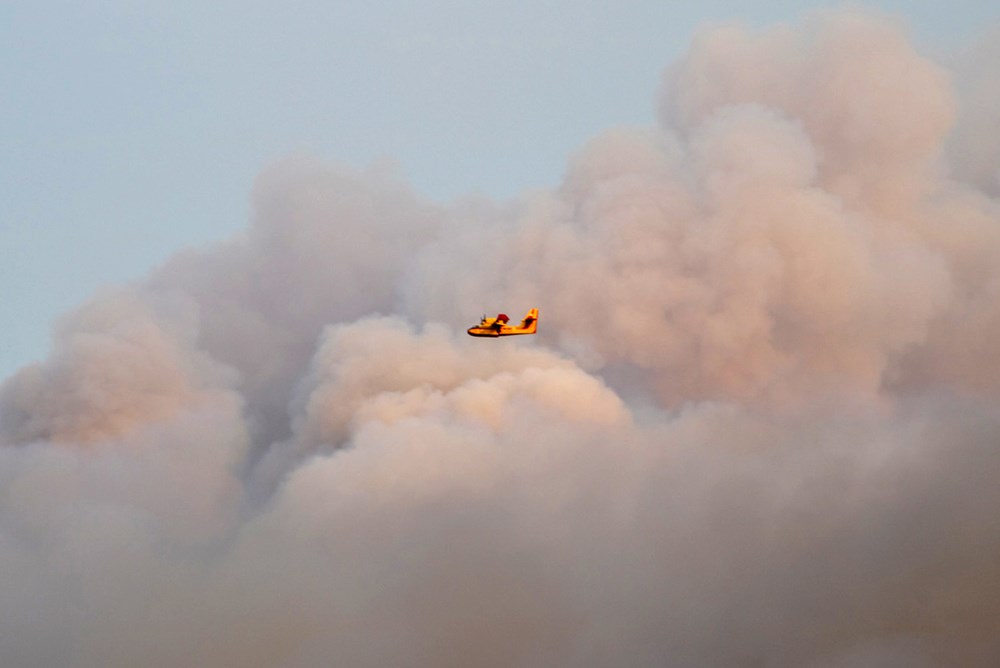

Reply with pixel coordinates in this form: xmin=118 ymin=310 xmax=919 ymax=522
xmin=519 ymin=308 xmax=539 ymax=333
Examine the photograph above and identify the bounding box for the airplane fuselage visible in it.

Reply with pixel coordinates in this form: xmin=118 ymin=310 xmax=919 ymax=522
xmin=467 ymin=323 xmax=533 ymax=337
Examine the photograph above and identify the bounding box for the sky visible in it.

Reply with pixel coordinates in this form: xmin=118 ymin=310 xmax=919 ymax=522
xmin=2 ymin=0 xmax=999 ymax=379
xmin=3 ymin=3 xmax=1000 ymax=666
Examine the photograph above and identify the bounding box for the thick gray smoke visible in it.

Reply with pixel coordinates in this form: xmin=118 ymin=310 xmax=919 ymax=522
xmin=2 ymin=9 xmax=1000 ymax=667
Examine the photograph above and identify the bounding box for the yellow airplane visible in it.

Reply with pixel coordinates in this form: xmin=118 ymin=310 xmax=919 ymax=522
xmin=467 ymin=308 xmax=538 ymax=337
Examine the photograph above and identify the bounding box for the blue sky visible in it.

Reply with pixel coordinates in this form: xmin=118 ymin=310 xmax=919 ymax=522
xmin=2 ymin=0 xmax=997 ymax=379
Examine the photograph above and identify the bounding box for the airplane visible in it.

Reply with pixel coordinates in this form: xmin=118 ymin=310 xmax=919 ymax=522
xmin=467 ymin=308 xmax=538 ymax=337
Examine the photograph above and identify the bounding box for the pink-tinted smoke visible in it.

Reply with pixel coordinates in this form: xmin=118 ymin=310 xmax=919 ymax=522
xmin=1 ymin=8 xmax=999 ymax=668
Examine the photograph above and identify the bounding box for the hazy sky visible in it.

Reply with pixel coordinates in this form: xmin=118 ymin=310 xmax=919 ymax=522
xmin=3 ymin=5 xmax=1000 ymax=665
xmin=2 ymin=0 xmax=997 ymax=379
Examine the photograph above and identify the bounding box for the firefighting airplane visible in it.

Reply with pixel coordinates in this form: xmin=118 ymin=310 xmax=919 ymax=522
xmin=467 ymin=308 xmax=539 ymax=337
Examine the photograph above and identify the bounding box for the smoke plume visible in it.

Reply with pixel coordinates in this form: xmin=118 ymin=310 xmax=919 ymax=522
xmin=2 ymin=9 xmax=1000 ymax=667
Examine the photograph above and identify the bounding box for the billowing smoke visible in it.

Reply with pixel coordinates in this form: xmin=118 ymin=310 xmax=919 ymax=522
xmin=2 ymin=9 xmax=1000 ymax=667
